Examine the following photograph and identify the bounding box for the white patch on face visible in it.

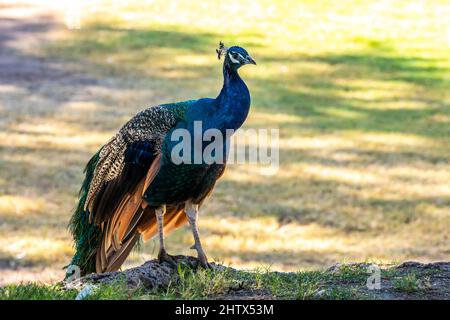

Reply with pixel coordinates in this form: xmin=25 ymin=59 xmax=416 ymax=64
xmin=228 ymin=52 xmax=240 ymax=64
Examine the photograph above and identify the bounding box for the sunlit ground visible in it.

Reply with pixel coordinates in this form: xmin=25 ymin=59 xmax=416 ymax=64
xmin=0 ymin=0 xmax=449 ymax=285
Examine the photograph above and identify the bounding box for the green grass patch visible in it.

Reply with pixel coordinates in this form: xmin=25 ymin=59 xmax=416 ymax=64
xmin=318 ymin=286 xmax=364 ymax=300
xmin=0 ymin=283 xmax=78 ymax=300
xmin=249 ymin=268 xmax=323 ymax=299
xmin=393 ymin=272 xmax=427 ymax=294
xmin=327 ymin=264 xmax=372 ymax=283
xmin=153 ymin=264 xmax=240 ymax=299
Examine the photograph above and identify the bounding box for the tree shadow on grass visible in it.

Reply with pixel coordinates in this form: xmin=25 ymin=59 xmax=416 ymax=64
xmin=253 ymin=49 xmax=449 ymax=140
xmin=64 ymin=22 xmax=263 ymax=52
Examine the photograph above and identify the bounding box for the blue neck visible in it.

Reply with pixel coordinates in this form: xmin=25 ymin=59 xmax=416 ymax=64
xmin=214 ymin=64 xmax=251 ymax=131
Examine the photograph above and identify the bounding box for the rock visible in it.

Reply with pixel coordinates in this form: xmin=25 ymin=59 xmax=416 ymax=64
xmin=75 ymin=284 xmax=98 ymax=300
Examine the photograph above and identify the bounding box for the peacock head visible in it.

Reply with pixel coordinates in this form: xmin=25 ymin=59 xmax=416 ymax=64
xmin=216 ymin=42 xmax=256 ymax=70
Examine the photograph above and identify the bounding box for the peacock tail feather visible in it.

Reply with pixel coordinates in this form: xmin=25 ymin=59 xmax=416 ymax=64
xmin=66 ymin=149 xmax=102 ymax=276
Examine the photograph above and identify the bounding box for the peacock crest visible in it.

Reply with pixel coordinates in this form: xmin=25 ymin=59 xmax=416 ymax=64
xmin=216 ymin=41 xmax=228 ymax=60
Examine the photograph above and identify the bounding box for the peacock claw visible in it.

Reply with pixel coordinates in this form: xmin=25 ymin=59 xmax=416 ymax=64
xmin=198 ymin=255 xmax=211 ymax=269
xmin=158 ymin=250 xmax=177 ymax=267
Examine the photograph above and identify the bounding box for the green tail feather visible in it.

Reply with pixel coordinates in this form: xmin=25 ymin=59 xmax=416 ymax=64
xmin=66 ymin=149 xmax=102 ymax=277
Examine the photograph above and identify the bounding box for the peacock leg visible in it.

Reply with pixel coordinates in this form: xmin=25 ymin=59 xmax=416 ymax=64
xmin=185 ymin=201 xmax=210 ymax=268
xmin=155 ymin=205 xmax=176 ymax=266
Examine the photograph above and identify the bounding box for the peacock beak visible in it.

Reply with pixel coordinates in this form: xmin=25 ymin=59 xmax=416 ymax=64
xmin=245 ymin=55 xmax=257 ymax=65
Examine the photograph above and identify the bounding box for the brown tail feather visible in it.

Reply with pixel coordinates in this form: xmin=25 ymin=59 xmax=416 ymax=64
xmin=94 ymin=154 xmax=189 ymax=273
xmin=96 ymin=179 xmax=146 ymax=273
xmin=104 ymin=233 xmax=140 ymax=272
xmin=95 ymin=155 xmax=161 ymax=273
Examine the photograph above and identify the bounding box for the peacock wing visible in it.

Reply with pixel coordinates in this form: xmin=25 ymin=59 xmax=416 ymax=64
xmin=84 ymin=105 xmax=178 ymax=216
xmin=81 ymin=102 xmax=192 ymax=273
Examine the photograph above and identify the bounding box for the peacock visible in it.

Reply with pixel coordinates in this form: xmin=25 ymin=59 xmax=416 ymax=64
xmin=68 ymin=42 xmax=256 ymax=275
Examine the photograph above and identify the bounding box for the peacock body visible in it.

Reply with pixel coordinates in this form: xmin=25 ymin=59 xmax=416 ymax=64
xmin=68 ymin=44 xmax=256 ymax=275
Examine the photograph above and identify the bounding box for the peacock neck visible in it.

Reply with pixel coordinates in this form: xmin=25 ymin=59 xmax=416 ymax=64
xmin=214 ymin=64 xmax=251 ymax=131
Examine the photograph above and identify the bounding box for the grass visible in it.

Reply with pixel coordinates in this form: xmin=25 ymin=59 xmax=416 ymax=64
xmin=161 ymin=265 xmax=240 ymax=299
xmin=0 ymin=281 xmax=144 ymax=300
xmin=393 ymin=272 xmax=426 ymax=294
xmin=0 ymin=0 xmax=449 ymax=286
xmin=0 ymin=283 xmax=78 ymax=300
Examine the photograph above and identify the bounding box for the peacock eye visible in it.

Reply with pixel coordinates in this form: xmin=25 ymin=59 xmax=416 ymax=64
xmin=228 ymin=52 xmax=240 ymax=63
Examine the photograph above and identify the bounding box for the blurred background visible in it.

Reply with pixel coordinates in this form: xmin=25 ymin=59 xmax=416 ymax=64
xmin=0 ymin=0 xmax=449 ymax=285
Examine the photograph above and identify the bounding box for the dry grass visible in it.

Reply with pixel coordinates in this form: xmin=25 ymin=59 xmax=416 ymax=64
xmin=0 ymin=0 xmax=449 ymax=285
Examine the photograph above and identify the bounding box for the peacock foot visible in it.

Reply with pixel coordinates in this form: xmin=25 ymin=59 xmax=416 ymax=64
xmin=190 ymin=244 xmax=211 ymax=268
xmin=197 ymin=253 xmax=211 ymax=269
xmin=158 ymin=249 xmax=177 ymax=267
